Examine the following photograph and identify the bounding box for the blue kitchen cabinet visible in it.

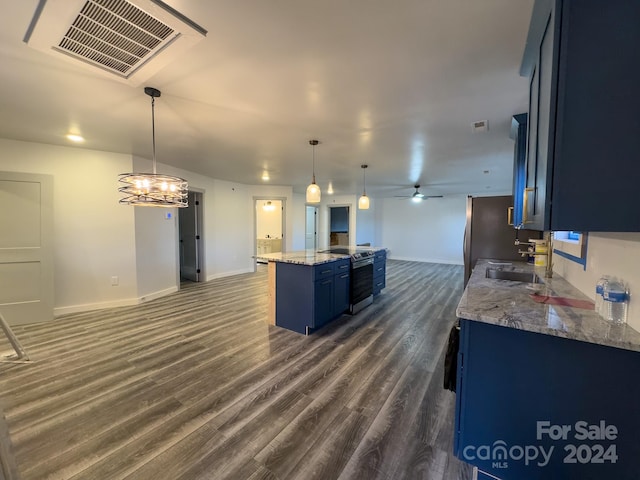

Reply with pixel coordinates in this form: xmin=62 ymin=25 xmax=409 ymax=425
xmin=275 ymin=258 xmax=350 ymax=334
xmin=509 ymin=113 xmax=527 ymax=227
xmin=372 ymin=250 xmax=386 ymax=295
xmin=520 ymin=0 xmax=640 ymax=231
xmin=334 ymin=270 xmax=350 ymax=315
xmin=454 ymin=319 xmax=640 ymax=479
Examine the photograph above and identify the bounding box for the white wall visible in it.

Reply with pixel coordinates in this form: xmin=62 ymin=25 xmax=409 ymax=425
xmin=160 ymin=163 xmax=256 ymax=280
xmin=554 ymin=233 xmax=640 ymax=331
xmin=379 ymin=195 xmax=466 ymax=264
xmin=291 ymin=193 xmax=306 ymax=251
xmin=0 ymin=138 xmax=139 ymax=314
xmin=355 ymin=198 xmax=378 ymax=246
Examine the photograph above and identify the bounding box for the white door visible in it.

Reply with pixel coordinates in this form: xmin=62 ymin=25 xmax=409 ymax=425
xmin=0 ymin=172 xmax=54 ymax=325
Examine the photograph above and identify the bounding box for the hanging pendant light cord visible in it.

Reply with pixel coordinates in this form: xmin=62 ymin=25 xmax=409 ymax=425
xmin=312 ymin=142 xmax=316 ymax=184
xmin=150 ymin=95 xmax=157 ymax=175
xmin=363 ymin=165 xmax=367 ymax=195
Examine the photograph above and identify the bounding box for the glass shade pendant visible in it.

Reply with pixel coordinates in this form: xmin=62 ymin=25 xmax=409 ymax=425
xmin=119 ymin=87 xmax=188 ymax=207
xmin=306 ymin=139 xmax=321 ymax=203
xmin=358 ymin=164 xmax=370 ymax=210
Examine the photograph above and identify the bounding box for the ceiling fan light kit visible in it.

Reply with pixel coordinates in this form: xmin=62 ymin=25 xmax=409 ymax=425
xmin=395 ymin=184 xmax=443 ymax=203
xmin=358 ymin=164 xmax=369 ymax=210
xmin=119 ymin=87 xmax=188 ymax=207
xmin=306 ymin=139 xmax=321 ymax=203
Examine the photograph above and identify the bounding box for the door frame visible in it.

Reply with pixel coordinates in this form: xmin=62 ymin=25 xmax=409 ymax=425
xmin=253 ymin=196 xmax=286 ymax=272
xmin=327 ymin=204 xmax=352 ymax=247
xmin=305 ymin=205 xmax=318 ymax=251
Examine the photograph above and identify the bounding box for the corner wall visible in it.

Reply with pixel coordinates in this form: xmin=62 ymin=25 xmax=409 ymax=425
xmin=554 ymin=232 xmax=640 ymax=331
xmin=380 ymin=195 xmax=466 ymax=264
xmin=0 ymin=138 xmax=139 ymax=314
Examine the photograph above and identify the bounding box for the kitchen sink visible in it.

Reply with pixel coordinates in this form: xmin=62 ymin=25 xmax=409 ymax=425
xmin=485 ymin=268 xmax=542 ymax=284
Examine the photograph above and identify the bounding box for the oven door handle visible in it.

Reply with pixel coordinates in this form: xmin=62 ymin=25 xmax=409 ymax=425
xmin=352 ymin=258 xmax=374 ymax=268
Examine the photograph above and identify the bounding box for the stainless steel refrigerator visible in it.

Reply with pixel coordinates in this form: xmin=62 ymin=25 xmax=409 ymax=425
xmin=463 ymin=195 xmax=541 ymax=286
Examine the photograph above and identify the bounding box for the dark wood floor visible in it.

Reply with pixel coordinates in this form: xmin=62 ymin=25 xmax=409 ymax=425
xmin=0 ymin=260 xmax=472 ymax=480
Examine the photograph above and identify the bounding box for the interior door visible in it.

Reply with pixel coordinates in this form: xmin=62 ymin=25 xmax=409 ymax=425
xmin=179 ymin=191 xmax=201 ymax=282
xmin=0 ymin=172 xmax=54 ymax=325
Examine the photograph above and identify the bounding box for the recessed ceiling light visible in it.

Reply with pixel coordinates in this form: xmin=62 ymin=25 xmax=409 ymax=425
xmin=261 ymin=171 xmax=270 ymax=181
xmin=66 ymin=134 xmax=84 ymax=143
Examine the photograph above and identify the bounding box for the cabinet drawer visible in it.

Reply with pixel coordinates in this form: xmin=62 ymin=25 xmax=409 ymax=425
xmin=333 ymin=259 xmax=351 ymax=274
xmin=373 ymin=263 xmax=386 ymax=278
xmin=374 ymin=250 xmax=386 ymax=262
xmin=314 ymin=263 xmax=336 ymax=280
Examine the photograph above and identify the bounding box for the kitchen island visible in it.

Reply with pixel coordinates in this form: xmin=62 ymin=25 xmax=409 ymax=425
xmin=256 ymin=247 xmax=387 ymax=335
xmin=454 ymin=259 xmax=640 ymax=479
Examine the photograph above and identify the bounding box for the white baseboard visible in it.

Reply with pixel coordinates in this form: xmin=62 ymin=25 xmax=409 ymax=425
xmin=54 ymin=286 xmax=179 ymax=316
xmin=206 ymin=267 xmax=254 ymax=281
xmin=138 ymin=286 xmax=179 ymax=303
xmin=54 ymin=297 xmax=139 ymax=316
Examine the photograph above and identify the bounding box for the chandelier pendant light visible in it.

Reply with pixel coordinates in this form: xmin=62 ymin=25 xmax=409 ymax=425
xmin=358 ymin=164 xmax=370 ymax=210
xmin=306 ymin=139 xmax=321 ymax=203
xmin=119 ymin=87 xmax=188 ymax=208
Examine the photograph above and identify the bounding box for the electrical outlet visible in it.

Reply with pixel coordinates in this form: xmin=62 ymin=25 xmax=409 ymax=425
xmin=111 ymin=276 xmax=119 ymax=286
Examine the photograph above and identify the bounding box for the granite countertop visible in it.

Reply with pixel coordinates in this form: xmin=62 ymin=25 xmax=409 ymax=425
xmin=457 ymin=258 xmax=640 ymax=352
xmin=254 ymin=251 xmax=347 ymax=266
xmin=255 ymin=246 xmax=387 ymax=266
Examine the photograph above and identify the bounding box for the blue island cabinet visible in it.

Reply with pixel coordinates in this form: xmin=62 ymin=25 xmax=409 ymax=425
xmin=372 ymin=249 xmax=386 ymax=295
xmin=275 ymin=258 xmax=350 ymax=334
xmin=454 ymin=319 xmax=640 ymax=479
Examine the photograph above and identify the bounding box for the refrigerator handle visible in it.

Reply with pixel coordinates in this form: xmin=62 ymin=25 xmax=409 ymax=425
xmin=463 ymin=226 xmax=467 ymax=266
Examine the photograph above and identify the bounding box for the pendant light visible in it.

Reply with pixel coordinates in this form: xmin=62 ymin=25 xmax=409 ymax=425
xmin=306 ymin=139 xmax=321 ymax=203
xmin=358 ymin=164 xmax=370 ymax=210
xmin=119 ymin=87 xmax=188 ymax=207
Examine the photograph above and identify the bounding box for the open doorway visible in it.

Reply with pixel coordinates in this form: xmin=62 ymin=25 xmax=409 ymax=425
xmin=329 ymin=205 xmax=350 ymax=246
xmin=255 ymin=198 xmax=285 ymax=265
xmin=305 ymin=205 xmax=317 ymax=250
xmin=178 ymin=191 xmax=204 ymax=284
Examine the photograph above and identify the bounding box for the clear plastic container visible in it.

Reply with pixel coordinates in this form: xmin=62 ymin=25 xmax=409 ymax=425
xmin=595 ymin=275 xmax=610 ymax=318
xmin=603 ymin=281 xmax=628 ymax=324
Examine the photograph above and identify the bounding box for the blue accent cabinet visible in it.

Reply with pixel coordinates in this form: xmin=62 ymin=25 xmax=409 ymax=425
xmin=275 ymin=258 xmax=350 ymax=334
xmin=510 ymin=113 xmax=527 ymax=227
xmin=373 ymin=250 xmax=386 ymax=295
xmin=454 ymin=319 xmax=640 ymax=479
xmin=520 ymin=0 xmax=640 ymax=231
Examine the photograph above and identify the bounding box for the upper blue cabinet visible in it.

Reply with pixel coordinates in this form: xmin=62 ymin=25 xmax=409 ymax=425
xmin=520 ymin=0 xmax=640 ymax=231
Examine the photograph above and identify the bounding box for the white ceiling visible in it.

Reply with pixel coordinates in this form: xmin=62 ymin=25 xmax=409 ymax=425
xmin=0 ymin=0 xmax=534 ymax=198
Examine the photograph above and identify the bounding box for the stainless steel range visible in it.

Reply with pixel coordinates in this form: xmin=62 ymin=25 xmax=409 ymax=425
xmin=322 ymin=248 xmax=375 ymax=314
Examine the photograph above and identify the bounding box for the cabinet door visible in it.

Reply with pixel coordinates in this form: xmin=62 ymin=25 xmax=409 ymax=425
xmin=313 ymin=277 xmax=334 ymax=328
xmin=333 ymin=272 xmax=350 ymax=315
xmin=511 ymin=114 xmax=527 ymax=227
xmin=524 ymin=6 xmax=555 ymax=231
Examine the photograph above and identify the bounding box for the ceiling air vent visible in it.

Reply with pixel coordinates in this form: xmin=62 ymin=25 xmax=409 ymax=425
xmin=25 ymin=0 xmax=207 ymax=85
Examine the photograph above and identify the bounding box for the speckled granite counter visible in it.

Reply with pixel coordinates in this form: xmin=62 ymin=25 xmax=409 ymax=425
xmin=255 ymin=246 xmax=387 ymax=266
xmin=457 ymin=259 xmax=640 ymax=352
xmin=255 ymin=250 xmax=346 ymax=266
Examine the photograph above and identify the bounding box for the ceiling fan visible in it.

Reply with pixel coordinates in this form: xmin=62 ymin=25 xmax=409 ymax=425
xmin=395 ymin=185 xmax=443 ymax=201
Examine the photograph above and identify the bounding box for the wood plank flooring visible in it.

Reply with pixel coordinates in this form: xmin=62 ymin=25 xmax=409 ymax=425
xmin=0 ymin=260 xmax=472 ymax=480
